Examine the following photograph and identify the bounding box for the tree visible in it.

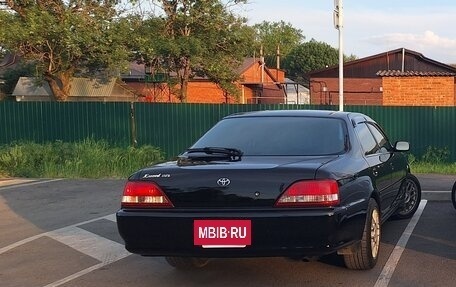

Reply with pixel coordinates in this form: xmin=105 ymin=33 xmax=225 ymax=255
xmin=143 ymin=0 xmax=250 ymax=102
xmin=283 ymin=39 xmax=357 ymax=82
xmin=251 ymin=21 xmax=304 ymax=67
xmin=0 ymin=1 xmax=131 ymax=101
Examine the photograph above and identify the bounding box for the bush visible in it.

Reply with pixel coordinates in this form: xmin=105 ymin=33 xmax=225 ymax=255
xmin=421 ymin=146 xmax=450 ymax=164
xmin=407 ymin=146 xmax=456 ymax=174
xmin=0 ymin=139 xmax=164 ymax=178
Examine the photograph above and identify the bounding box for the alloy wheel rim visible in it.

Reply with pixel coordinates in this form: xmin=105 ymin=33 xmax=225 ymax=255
xmin=371 ymin=208 xmax=380 ymax=259
xmin=401 ymin=179 xmax=417 ymax=214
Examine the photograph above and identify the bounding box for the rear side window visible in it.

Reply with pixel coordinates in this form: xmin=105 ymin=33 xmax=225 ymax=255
xmin=192 ymin=117 xmax=348 ymax=156
xmin=367 ymin=123 xmax=392 ymax=151
xmin=356 ymin=123 xmax=378 ymax=155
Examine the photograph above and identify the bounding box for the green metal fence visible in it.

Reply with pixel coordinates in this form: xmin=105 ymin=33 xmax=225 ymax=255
xmin=1 ymin=101 xmax=455 ymax=161
xmin=349 ymin=106 xmax=456 ymax=163
xmin=0 ymin=101 xmax=131 ymax=145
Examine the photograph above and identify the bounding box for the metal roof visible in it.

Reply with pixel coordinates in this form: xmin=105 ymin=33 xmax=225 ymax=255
xmin=70 ymin=78 xmax=116 ymax=97
xmin=308 ymin=48 xmax=456 ymax=78
xmin=376 ymin=70 xmax=456 ymax=77
xmin=12 ymin=77 xmax=117 ymax=97
xmin=12 ymin=77 xmax=53 ymax=96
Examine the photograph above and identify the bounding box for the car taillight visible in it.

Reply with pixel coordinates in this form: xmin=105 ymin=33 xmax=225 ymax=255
xmin=275 ymin=179 xmax=340 ymax=207
xmin=121 ymin=181 xmax=174 ymax=208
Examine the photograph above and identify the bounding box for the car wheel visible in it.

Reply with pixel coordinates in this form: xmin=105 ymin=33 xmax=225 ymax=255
xmin=165 ymin=257 xmax=209 ymax=269
xmin=452 ymin=182 xmax=456 ymax=210
xmin=395 ymin=175 xmax=422 ymax=219
xmin=343 ymin=198 xmax=380 ymax=270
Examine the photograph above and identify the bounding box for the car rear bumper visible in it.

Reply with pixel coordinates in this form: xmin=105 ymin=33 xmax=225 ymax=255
xmin=116 ymin=203 xmax=368 ymax=258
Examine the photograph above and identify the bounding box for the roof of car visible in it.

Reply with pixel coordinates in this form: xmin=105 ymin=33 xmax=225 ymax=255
xmin=224 ymin=109 xmax=360 ymax=119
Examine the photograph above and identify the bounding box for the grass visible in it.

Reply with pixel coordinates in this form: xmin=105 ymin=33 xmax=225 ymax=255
xmin=0 ymin=140 xmax=455 ymax=178
xmin=0 ymin=139 xmax=164 ymax=179
xmin=409 ymin=162 xmax=456 ymax=175
xmin=408 ymin=147 xmax=456 ymax=175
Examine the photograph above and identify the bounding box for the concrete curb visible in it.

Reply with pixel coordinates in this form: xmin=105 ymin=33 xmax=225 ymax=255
xmin=0 ymin=178 xmax=37 ymax=187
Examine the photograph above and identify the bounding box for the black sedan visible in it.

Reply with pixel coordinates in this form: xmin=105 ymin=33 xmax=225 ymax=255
xmin=117 ymin=110 xmax=421 ymax=270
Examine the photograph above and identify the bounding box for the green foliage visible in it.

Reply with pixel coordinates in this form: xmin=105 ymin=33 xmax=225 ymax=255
xmin=0 ymin=139 xmax=164 ymax=178
xmin=345 ymin=54 xmax=358 ymax=62
xmin=282 ymin=39 xmax=358 ymax=82
xmin=409 ymin=162 xmax=456 ymax=175
xmin=0 ymin=62 xmax=34 ymax=95
xmin=130 ymin=0 xmax=251 ymax=102
xmin=406 ymin=153 xmax=416 ymax=165
xmin=1 ymin=1 xmax=357 ymax=102
xmin=0 ymin=1 xmax=131 ymax=100
xmin=283 ymin=39 xmax=339 ymax=81
xmin=421 ymin=146 xmax=450 ymax=163
xmin=251 ymin=20 xmax=304 ymax=67
xmin=407 ymin=146 xmax=453 ymax=174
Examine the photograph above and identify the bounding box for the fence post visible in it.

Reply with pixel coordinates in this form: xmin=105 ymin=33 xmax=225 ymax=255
xmin=130 ymin=102 xmax=137 ymax=147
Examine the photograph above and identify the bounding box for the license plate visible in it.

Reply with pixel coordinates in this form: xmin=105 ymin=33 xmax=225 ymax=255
xmin=194 ymin=220 xmax=251 ymax=248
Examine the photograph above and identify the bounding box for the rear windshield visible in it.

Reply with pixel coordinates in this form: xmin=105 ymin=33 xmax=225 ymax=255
xmin=191 ymin=116 xmax=348 ymax=156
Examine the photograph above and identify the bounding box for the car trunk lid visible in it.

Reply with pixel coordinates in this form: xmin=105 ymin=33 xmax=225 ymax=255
xmin=137 ymin=156 xmax=338 ymax=208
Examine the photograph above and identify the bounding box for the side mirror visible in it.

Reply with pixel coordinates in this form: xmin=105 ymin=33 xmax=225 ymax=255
xmin=394 ymin=141 xmax=409 ymax=152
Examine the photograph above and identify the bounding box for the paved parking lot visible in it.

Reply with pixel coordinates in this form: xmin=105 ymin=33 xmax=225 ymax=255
xmin=0 ymin=177 xmax=455 ymax=287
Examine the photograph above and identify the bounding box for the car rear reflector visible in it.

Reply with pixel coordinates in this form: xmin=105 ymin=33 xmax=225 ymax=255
xmin=275 ymin=179 xmax=340 ymax=207
xmin=121 ymin=181 xmax=174 ymax=208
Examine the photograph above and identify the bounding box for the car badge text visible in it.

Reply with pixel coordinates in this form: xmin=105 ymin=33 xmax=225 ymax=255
xmin=143 ymin=173 xmax=171 ymax=178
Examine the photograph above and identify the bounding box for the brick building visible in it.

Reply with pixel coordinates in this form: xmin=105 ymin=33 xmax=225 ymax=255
xmin=122 ymin=58 xmax=286 ymax=104
xmin=308 ymin=48 xmax=456 ymax=106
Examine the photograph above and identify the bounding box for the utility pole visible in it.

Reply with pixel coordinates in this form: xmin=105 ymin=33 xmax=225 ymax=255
xmin=276 ymin=45 xmax=280 ymax=80
xmin=334 ymin=0 xmax=344 ymax=111
xmin=260 ymin=45 xmax=264 ymax=83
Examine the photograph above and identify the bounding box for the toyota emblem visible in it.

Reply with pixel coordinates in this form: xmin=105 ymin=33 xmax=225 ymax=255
xmin=217 ymin=178 xmax=231 ymax=187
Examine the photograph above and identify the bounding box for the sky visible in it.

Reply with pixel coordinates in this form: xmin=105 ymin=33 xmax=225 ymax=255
xmin=238 ymin=0 xmax=456 ymax=64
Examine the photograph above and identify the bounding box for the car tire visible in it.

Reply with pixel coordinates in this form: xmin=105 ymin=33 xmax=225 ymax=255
xmin=165 ymin=257 xmax=209 ymax=269
xmin=343 ymin=198 xmax=380 ymax=270
xmin=452 ymin=181 xmax=456 ymax=210
xmin=394 ymin=175 xmax=422 ymax=219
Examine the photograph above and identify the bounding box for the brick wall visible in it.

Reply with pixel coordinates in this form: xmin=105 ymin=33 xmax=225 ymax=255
xmin=126 ymin=82 xmax=174 ymax=102
xmin=187 ymin=82 xmax=232 ymax=103
xmin=241 ymin=86 xmax=254 ymax=104
xmin=382 ymin=76 xmax=455 ymax=106
xmin=309 ymin=76 xmax=456 ymax=106
xmin=242 ymin=63 xmax=285 ymax=83
xmin=124 ymin=60 xmax=285 ymax=104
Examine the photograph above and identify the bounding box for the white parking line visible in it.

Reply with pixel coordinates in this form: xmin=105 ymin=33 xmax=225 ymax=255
xmin=0 ymin=213 xmax=117 ymax=255
xmin=44 ymin=225 xmax=130 ymax=287
xmin=48 ymin=226 xmax=129 ymax=263
xmin=43 ymin=262 xmax=109 ymax=287
xmin=104 ymin=213 xmax=117 ymax=222
xmin=374 ymin=200 xmax=428 ymax=287
xmin=0 ymin=212 xmax=130 ymax=287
